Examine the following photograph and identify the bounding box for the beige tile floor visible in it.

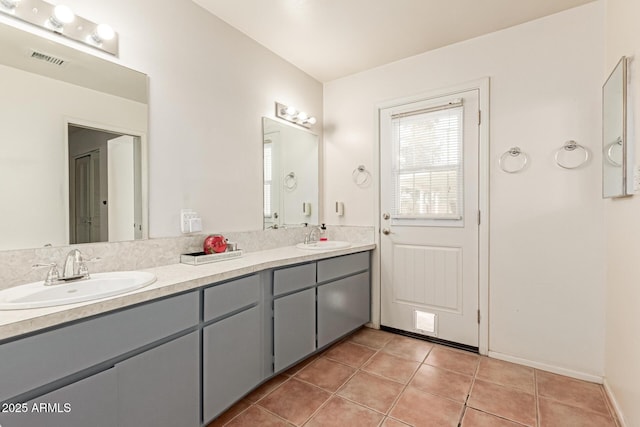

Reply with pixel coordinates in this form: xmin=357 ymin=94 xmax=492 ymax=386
xmin=207 ymin=328 xmax=620 ymax=427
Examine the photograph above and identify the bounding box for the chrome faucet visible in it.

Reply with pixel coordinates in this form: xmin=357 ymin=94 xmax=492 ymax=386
xmin=33 ymin=249 xmax=99 ymax=286
xmin=304 ymin=226 xmax=321 ymax=244
xmin=63 ymin=249 xmax=90 ymax=280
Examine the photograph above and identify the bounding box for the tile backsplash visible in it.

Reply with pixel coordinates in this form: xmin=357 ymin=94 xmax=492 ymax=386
xmin=0 ymin=226 xmax=374 ymax=290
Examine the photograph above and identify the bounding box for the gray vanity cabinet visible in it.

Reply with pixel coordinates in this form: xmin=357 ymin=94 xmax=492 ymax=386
xmin=317 ymin=252 xmax=371 ymax=348
xmin=202 ymin=274 xmax=265 ymax=424
xmin=0 ymin=291 xmax=199 ymax=427
xmin=0 ymin=369 xmax=117 ymax=427
xmin=317 ymin=272 xmax=370 ymax=348
xmin=273 ymin=287 xmax=316 ymax=372
xmin=117 ymin=331 xmax=200 ymax=427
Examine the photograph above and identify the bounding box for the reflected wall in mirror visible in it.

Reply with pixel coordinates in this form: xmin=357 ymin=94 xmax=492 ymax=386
xmin=0 ymin=22 xmax=148 ymax=251
xmin=603 ymin=56 xmax=633 ymax=198
xmin=263 ymin=117 xmax=319 ymax=229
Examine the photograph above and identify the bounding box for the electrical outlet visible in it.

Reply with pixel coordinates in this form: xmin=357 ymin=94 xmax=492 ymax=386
xmin=180 ymin=209 xmax=199 ymax=233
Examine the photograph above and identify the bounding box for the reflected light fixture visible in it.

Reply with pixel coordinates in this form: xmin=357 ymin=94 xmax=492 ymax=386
xmin=0 ymin=0 xmax=119 ymax=56
xmin=276 ymin=102 xmax=317 ymax=128
xmin=0 ymin=0 xmax=20 ymax=10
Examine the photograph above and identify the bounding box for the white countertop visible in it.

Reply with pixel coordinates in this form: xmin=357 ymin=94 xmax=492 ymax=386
xmin=0 ymin=243 xmax=375 ymax=341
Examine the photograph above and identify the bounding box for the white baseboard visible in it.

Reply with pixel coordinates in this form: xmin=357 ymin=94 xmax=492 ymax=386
xmin=603 ymin=379 xmax=628 ymax=427
xmin=487 ymin=351 xmax=603 ymax=383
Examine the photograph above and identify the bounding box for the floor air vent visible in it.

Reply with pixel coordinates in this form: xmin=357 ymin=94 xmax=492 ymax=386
xmin=30 ymin=50 xmax=66 ymax=66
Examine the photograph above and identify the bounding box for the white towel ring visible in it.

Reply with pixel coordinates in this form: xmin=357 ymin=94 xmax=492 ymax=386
xmin=499 ymin=147 xmax=529 ymax=173
xmin=283 ymin=172 xmax=297 ymax=190
xmin=554 ymin=140 xmax=589 ymax=169
xmin=352 ymin=165 xmax=371 ymax=186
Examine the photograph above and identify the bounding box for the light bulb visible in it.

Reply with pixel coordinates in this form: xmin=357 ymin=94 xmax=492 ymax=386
xmin=297 ymin=112 xmax=308 ymax=122
xmin=285 ymin=106 xmax=297 ymax=116
xmin=50 ymin=4 xmax=75 ymax=27
xmin=307 ymin=117 xmax=317 ymax=125
xmin=92 ymin=23 xmax=115 ymax=43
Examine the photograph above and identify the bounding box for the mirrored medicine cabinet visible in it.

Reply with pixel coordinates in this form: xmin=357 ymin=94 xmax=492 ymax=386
xmin=0 ymin=22 xmax=149 ymax=251
xmin=603 ymin=56 xmax=633 ymax=198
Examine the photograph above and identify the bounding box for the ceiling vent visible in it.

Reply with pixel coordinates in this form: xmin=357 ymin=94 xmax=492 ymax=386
xmin=29 ymin=50 xmax=66 ymax=66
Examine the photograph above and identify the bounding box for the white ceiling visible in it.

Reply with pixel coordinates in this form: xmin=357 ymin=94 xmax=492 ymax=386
xmin=193 ymin=0 xmax=596 ymax=82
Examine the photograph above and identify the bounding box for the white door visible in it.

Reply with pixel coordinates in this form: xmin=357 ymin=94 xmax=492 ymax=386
xmin=73 ymin=150 xmax=102 ymax=244
xmin=380 ymin=89 xmax=480 ymax=348
xmin=107 ymin=135 xmax=135 ymax=242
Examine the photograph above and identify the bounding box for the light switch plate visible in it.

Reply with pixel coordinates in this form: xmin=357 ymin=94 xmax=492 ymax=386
xmin=180 ymin=209 xmax=200 ymax=233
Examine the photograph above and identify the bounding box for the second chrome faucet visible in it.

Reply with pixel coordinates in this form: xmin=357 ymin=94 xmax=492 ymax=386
xmin=33 ymin=249 xmax=100 ymax=286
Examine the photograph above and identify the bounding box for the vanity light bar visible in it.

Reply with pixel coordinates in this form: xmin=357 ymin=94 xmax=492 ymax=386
xmin=0 ymin=0 xmax=118 ymax=56
xmin=275 ymin=102 xmax=317 ymax=128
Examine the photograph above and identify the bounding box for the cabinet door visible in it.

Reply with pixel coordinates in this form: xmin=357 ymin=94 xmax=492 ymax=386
xmin=117 ymin=331 xmax=199 ymax=427
xmin=203 ymin=306 xmax=263 ymax=423
xmin=318 ymin=271 xmax=370 ymax=348
xmin=0 ymin=369 xmax=117 ymax=427
xmin=273 ymin=288 xmax=316 ymax=372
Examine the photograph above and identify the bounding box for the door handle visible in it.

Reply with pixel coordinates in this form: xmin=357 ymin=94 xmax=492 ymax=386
xmin=382 ymin=228 xmax=391 ymax=235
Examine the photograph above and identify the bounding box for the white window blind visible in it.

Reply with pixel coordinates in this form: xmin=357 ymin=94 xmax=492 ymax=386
xmin=263 ymin=143 xmax=272 ymax=217
xmin=391 ymin=100 xmax=464 ymax=220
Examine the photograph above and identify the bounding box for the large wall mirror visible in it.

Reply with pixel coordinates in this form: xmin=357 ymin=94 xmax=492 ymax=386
xmin=263 ymin=117 xmax=319 ymax=229
xmin=0 ymin=23 xmax=149 ymax=251
xmin=603 ymin=56 xmax=633 ymax=198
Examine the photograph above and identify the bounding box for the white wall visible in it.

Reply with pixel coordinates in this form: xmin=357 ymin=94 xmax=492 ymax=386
xmin=0 ymin=64 xmax=146 ymax=250
xmin=50 ymin=0 xmax=323 ymax=238
xmin=324 ymin=2 xmax=606 ymax=378
xmin=604 ymin=0 xmax=640 ymax=424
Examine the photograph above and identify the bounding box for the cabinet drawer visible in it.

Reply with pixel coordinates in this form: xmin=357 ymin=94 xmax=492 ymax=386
xmin=273 ymin=263 xmax=316 ymax=296
xmin=0 ymin=291 xmax=198 ymax=402
xmin=0 ymin=368 xmax=117 ymax=427
xmin=317 ymin=252 xmax=370 ymax=283
xmin=203 ymin=274 xmax=260 ymax=322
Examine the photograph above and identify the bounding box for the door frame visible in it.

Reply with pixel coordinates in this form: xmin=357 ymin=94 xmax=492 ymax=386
xmin=372 ymin=78 xmax=490 ymax=355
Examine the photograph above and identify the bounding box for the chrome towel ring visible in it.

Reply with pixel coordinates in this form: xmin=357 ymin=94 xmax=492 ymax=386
xmin=554 ymin=140 xmax=589 ymax=169
xmin=604 ymin=137 xmax=623 ymax=167
xmin=499 ymin=147 xmax=529 ymax=173
xmin=352 ymin=165 xmax=371 ymax=186
xmin=284 ymin=172 xmax=297 ymax=190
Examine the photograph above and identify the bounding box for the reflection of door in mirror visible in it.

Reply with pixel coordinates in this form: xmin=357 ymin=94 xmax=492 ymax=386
xmin=68 ymin=125 xmax=142 ymax=244
xmin=264 ymin=131 xmax=282 ymax=228
xmin=73 ymin=150 xmax=103 ymax=243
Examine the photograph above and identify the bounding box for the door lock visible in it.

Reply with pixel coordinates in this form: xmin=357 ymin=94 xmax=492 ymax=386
xmin=382 ymin=213 xmax=390 ymax=220
xmin=382 ymin=228 xmax=391 ymax=235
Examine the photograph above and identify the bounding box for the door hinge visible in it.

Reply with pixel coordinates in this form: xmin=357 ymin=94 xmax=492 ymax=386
xmin=477 ymin=309 xmax=481 ymax=324
xmin=478 ymin=110 xmax=481 ymax=125
xmin=477 ymin=210 xmax=481 ymax=226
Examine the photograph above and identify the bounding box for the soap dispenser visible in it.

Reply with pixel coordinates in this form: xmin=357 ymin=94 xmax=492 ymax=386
xmin=320 ymin=223 xmax=327 ymax=241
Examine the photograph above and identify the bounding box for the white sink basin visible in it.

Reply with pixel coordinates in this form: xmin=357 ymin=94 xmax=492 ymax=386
xmin=0 ymin=271 xmax=156 ymax=310
xmin=296 ymin=240 xmax=351 ymax=250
